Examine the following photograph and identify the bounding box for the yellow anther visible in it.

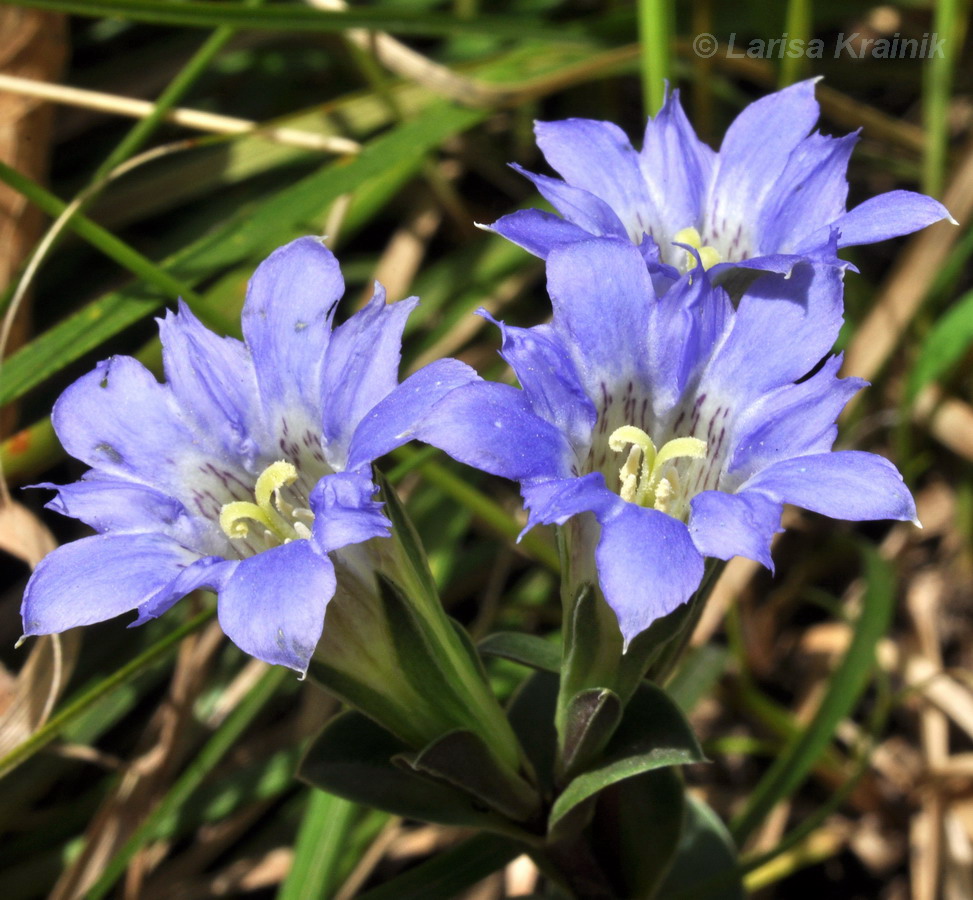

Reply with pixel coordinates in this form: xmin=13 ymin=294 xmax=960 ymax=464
xmin=609 ymin=426 xmax=708 ymax=514
xmin=673 ymin=226 xmax=723 ymax=274
xmin=220 ymin=460 xmax=303 ymax=544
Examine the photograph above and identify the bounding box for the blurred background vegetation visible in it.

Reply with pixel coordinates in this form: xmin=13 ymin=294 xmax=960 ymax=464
xmin=0 ymin=0 xmax=970 ymax=897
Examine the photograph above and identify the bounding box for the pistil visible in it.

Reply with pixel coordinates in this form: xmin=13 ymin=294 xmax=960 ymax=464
xmin=220 ymin=461 xmax=313 ymax=546
xmin=609 ymin=426 xmax=707 ymax=514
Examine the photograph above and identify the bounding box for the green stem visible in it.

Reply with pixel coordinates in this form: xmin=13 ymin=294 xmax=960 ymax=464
xmin=638 ymin=0 xmax=671 ymax=116
xmin=98 ymin=2 xmax=260 ymax=177
xmin=923 ymin=0 xmax=963 ymax=197
xmin=778 ymin=0 xmax=811 ymax=86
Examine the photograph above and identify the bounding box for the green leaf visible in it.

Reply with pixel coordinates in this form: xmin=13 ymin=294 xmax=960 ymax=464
xmin=478 ymin=632 xmax=560 ymax=673
xmin=560 ymin=688 xmax=622 ymax=780
xmin=277 ymin=790 xmax=360 ymax=900
xmin=506 ymin=671 xmax=560 ymax=796
xmin=401 ymin=729 xmax=541 ymax=823
xmin=656 ymin=794 xmax=744 ymax=900
xmin=549 ymin=682 xmax=704 ymax=833
xmin=590 ymin=767 xmax=685 ymax=900
xmin=298 ymin=710 xmax=518 ymax=832
xmin=356 ymin=833 xmax=524 ymax=900
xmin=2 ymin=101 xmax=485 ymax=407
xmin=907 ymin=287 xmax=973 ymax=399
xmin=729 ymin=545 xmax=896 ymax=844
xmin=557 ymin=582 xmax=624 ymax=737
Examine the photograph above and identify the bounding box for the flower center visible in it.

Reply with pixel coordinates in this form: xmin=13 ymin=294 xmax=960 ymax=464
xmin=673 ymin=226 xmax=723 ymax=274
xmin=609 ymin=425 xmax=707 ymax=516
xmin=219 ymin=460 xmax=314 ymax=547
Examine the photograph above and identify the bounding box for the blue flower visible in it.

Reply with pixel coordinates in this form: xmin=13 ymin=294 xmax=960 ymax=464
xmin=21 ymin=237 xmax=474 ymax=674
xmin=416 ymin=238 xmax=917 ymax=644
xmin=490 ymin=80 xmax=951 ymax=286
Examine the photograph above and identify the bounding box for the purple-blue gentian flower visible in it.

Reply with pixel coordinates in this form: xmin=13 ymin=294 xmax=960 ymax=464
xmin=490 ymin=80 xmax=951 ymax=286
xmin=415 ymin=238 xmax=917 ymax=644
xmin=21 ymin=237 xmax=474 ymax=674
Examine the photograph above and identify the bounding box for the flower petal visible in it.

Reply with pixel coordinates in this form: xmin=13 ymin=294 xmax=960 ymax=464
xmin=758 ymin=132 xmax=856 ymax=254
xmin=36 ymin=473 xmax=219 ymax=554
xmin=346 ymin=357 xmax=479 ymax=471
xmin=521 ymin=472 xmax=616 ymax=530
xmin=546 ymin=238 xmax=654 ymax=392
xmin=688 ymin=490 xmax=782 ymax=569
xmin=159 ymin=301 xmax=263 ymax=463
xmin=321 ymin=286 xmax=417 ymax=466
xmin=52 ymin=355 xmax=202 ymax=494
xmin=595 ymin=504 xmax=705 ymax=646
xmin=728 ymin=355 xmax=865 ymax=481
xmin=218 ymin=540 xmax=335 ymax=673
xmin=534 ymin=118 xmax=652 ymax=241
xmin=39 ymin=474 xmax=184 ymax=534
xmin=21 ymin=533 xmax=198 ymax=636
xmin=638 ymin=89 xmax=716 ymax=238
xmin=647 ymin=274 xmax=732 ymax=417
xmin=818 ymin=190 xmax=953 ymax=249
xmin=415 ymin=381 xmax=575 ymax=482
xmin=243 ymin=236 xmax=341 ymax=424
xmin=487 ymin=316 xmax=596 ymax=451
xmin=134 ymin=556 xmax=239 ymax=625
xmin=743 ymin=451 xmax=917 ymax=523
xmin=702 ymin=263 xmax=844 ymax=405
xmin=487 ymin=209 xmax=596 ymax=259
xmin=509 ymin=164 xmax=628 ymax=238
xmin=310 ymin=471 xmax=390 ymax=554
xmin=707 ymin=80 xmax=820 ymax=229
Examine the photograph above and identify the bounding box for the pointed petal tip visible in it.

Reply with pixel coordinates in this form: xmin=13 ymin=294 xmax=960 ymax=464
xmin=14 ymin=634 xmax=27 ymax=650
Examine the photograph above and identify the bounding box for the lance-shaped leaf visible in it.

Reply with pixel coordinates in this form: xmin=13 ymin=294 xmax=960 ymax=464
xmin=590 ymin=767 xmax=685 ymax=900
xmin=506 ymin=670 xmax=560 ymax=796
xmin=655 ymin=794 xmax=744 ymax=900
xmin=398 ymin=729 xmax=542 ymax=825
xmin=477 ymin=631 xmax=561 ymax=673
xmin=298 ymin=710 xmax=520 ymax=832
xmin=549 ymin=681 xmax=704 ymax=833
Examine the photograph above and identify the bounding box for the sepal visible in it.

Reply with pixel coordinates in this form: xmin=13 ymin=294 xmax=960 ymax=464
xmin=558 ymin=688 xmax=622 ymax=783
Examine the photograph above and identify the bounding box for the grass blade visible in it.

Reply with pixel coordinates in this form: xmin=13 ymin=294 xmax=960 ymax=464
xmin=729 ymin=545 xmax=896 ymax=845
xmin=278 ymin=790 xmax=360 ymax=900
